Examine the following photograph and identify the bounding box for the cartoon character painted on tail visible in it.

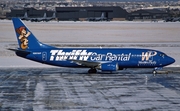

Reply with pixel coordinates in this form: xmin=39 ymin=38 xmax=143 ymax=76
xmin=16 ymin=26 xmax=31 ymax=49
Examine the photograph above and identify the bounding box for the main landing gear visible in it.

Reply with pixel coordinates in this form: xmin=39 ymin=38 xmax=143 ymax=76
xmin=88 ymin=68 xmax=97 ymax=74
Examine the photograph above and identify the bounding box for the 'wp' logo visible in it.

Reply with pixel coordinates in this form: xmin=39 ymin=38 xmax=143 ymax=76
xmin=142 ymin=51 xmax=157 ymax=61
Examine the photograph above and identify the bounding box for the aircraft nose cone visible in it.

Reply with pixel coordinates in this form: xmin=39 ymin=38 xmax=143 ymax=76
xmin=168 ymin=57 xmax=175 ymax=65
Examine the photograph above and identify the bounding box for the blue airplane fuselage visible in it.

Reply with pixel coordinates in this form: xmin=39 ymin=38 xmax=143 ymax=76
xmin=10 ymin=18 xmax=175 ymax=73
xmin=16 ymin=47 xmax=174 ymax=69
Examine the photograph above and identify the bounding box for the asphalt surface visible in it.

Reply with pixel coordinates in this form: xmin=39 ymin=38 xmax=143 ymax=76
xmin=0 ymin=67 xmax=180 ymax=111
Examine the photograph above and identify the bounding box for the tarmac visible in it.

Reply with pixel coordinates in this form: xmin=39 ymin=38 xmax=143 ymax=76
xmin=1 ymin=67 xmax=180 ymax=110
xmin=0 ymin=20 xmax=180 ymax=110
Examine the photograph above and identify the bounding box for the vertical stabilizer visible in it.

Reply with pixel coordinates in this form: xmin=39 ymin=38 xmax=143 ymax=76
xmin=52 ymin=12 xmax=56 ymax=18
xmin=43 ymin=12 xmax=47 ymax=18
xmin=12 ymin=18 xmax=53 ymax=50
xmin=101 ymin=12 xmax=105 ymax=18
xmin=24 ymin=12 xmax=28 ymax=18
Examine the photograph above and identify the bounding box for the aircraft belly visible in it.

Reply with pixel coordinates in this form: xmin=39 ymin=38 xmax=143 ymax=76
xmin=47 ymin=61 xmax=83 ymax=67
xmin=118 ymin=60 xmax=137 ymax=67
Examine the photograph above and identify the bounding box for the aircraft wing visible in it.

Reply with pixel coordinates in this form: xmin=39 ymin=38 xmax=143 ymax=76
xmin=69 ymin=59 xmax=111 ymax=68
xmin=69 ymin=59 xmax=101 ymax=67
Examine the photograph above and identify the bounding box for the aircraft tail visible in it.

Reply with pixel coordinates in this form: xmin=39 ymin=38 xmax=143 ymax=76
xmin=52 ymin=12 xmax=56 ymax=18
xmin=43 ymin=12 xmax=47 ymax=18
xmin=101 ymin=12 xmax=105 ymax=18
xmin=12 ymin=18 xmax=53 ymax=50
xmin=24 ymin=12 xmax=28 ymax=18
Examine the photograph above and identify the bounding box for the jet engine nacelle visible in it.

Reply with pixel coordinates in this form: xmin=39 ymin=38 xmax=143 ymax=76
xmin=99 ymin=63 xmax=118 ymax=71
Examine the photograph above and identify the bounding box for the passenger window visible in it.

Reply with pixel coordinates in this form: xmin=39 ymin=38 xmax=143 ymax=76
xmin=159 ymin=53 xmax=165 ymax=58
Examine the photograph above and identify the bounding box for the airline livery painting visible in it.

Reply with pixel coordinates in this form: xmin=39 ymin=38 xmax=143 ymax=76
xmin=16 ymin=26 xmax=31 ymax=49
xmin=9 ymin=18 xmax=175 ymax=74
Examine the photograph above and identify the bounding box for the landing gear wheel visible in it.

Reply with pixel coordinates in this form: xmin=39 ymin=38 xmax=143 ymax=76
xmin=88 ymin=68 xmax=97 ymax=74
xmin=153 ymin=70 xmax=157 ymax=76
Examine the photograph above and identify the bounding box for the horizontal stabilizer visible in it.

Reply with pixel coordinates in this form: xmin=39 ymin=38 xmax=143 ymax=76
xmin=8 ymin=48 xmax=31 ymax=54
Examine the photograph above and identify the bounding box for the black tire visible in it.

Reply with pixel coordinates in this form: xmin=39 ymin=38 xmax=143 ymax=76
xmin=88 ymin=68 xmax=97 ymax=74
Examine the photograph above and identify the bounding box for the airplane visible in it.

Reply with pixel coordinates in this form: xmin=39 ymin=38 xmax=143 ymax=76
xmin=30 ymin=12 xmax=56 ymax=22
xmin=30 ymin=12 xmax=47 ymax=22
xmin=9 ymin=18 xmax=175 ymax=74
xmin=164 ymin=17 xmax=180 ymax=22
xmin=86 ymin=12 xmax=108 ymax=21
xmin=18 ymin=12 xmax=45 ymax=22
xmin=172 ymin=17 xmax=180 ymax=22
xmin=8 ymin=12 xmax=28 ymax=20
xmin=21 ymin=12 xmax=56 ymax=22
xmin=20 ymin=12 xmax=28 ymax=20
xmin=43 ymin=12 xmax=56 ymax=22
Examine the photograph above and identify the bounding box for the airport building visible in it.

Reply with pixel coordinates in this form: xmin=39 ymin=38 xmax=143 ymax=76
xmin=128 ymin=9 xmax=169 ymax=21
xmin=55 ymin=6 xmax=128 ymax=21
xmin=6 ymin=6 xmax=128 ymax=21
xmin=6 ymin=8 xmax=54 ymax=19
xmin=6 ymin=7 xmax=168 ymax=21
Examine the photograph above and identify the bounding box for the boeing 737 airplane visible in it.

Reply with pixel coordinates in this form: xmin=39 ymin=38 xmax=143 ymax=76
xmin=21 ymin=12 xmax=56 ymax=22
xmin=9 ymin=18 xmax=175 ymax=74
xmin=86 ymin=12 xmax=108 ymax=21
xmin=30 ymin=12 xmax=56 ymax=22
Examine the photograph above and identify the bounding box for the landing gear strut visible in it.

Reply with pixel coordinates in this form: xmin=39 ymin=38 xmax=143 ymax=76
xmin=153 ymin=70 xmax=157 ymax=76
xmin=153 ymin=67 xmax=162 ymax=76
xmin=88 ymin=68 xmax=97 ymax=74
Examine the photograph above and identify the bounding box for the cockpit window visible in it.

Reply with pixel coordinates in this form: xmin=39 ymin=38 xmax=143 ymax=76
xmin=159 ymin=53 xmax=167 ymax=57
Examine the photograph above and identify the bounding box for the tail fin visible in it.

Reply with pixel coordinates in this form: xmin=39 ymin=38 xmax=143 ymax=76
xmin=12 ymin=18 xmax=53 ymax=50
xmin=52 ymin=12 xmax=56 ymax=18
xmin=43 ymin=12 xmax=47 ymax=18
xmin=24 ymin=12 xmax=28 ymax=18
xmin=101 ymin=12 xmax=105 ymax=18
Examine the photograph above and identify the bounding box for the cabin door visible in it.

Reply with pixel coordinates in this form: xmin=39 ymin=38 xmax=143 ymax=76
xmin=42 ymin=52 xmax=47 ymax=61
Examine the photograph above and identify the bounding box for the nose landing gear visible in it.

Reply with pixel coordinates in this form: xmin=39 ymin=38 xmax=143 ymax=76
xmin=153 ymin=67 xmax=163 ymax=76
xmin=153 ymin=70 xmax=157 ymax=76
